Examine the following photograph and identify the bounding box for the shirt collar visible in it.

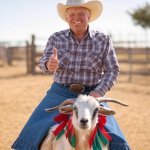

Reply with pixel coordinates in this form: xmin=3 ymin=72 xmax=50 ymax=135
xmin=65 ymin=26 xmax=93 ymax=39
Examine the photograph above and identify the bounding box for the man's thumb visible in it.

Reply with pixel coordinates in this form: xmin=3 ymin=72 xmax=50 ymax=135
xmin=53 ymin=47 xmax=58 ymax=59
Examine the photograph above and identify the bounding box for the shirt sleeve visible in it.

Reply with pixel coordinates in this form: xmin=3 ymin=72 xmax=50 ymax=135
xmin=38 ymin=36 xmax=54 ymax=73
xmin=94 ymin=35 xmax=119 ymax=96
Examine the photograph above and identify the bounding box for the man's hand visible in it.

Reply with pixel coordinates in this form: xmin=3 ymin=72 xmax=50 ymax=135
xmin=46 ymin=47 xmax=59 ymax=72
xmin=89 ymin=91 xmax=102 ymax=98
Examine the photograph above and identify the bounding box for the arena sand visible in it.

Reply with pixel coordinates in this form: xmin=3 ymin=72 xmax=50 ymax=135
xmin=0 ymin=63 xmax=150 ymax=150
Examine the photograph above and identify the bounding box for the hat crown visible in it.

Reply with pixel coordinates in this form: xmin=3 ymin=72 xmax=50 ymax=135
xmin=57 ymin=0 xmax=103 ymax=22
xmin=66 ymin=0 xmax=89 ymax=5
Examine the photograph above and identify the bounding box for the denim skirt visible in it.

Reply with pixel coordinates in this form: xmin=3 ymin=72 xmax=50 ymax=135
xmin=12 ymin=82 xmax=131 ymax=150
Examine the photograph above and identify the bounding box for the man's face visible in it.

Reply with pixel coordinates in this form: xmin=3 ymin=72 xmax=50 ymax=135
xmin=65 ymin=7 xmax=90 ymax=33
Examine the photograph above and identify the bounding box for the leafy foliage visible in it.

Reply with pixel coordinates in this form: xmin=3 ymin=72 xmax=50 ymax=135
xmin=128 ymin=3 xmax=150 ymax=29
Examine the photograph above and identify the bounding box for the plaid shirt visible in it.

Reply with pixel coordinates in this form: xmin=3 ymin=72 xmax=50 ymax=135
xmin=38 ymin=28 xmax=119 ymax=96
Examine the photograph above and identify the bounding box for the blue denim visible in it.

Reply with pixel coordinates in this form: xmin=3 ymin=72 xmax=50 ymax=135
xmin=12 ymin=82 xmax=131 ymax=150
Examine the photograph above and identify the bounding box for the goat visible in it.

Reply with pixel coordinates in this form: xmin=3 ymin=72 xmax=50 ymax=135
xmin=40 ymin=94 xmax=128 ymax=150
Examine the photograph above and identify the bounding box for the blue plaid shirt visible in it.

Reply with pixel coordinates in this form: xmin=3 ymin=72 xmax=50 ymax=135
xmin=38 ymin=28 xmax=119 ymax=96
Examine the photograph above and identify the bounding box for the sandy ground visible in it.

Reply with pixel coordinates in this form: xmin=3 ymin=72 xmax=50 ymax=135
xmin=0 ymin=61 xmax=150 ymax=150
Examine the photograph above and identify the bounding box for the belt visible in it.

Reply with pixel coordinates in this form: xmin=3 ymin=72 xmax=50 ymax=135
xmin=60 ymin=83 xmax=97 ymax=93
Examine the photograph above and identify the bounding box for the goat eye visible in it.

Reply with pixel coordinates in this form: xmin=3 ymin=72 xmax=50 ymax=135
xmin=73 ymin=106 xmax=78 ymax=118
xmin=73 ymin=106 xmax=78 ymax=112
xmin=92 ymin=108 xmax=99 ymax=120
xmin=94 ymin=108 xmax=99 ymax=114
xmin=73 ymin=106 xmax=77 ymax=110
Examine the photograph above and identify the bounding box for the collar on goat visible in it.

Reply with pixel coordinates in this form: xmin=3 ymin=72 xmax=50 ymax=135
xmin=52 ymin=113 xmax=112 ymax=149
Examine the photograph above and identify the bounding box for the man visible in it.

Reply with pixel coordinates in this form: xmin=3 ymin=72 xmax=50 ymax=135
xmin=12 ymin=0 xmax=131 ymax=149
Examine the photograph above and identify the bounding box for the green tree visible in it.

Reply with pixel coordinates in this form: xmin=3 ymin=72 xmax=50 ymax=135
xmin=128 ymin=3 xmax=150 ymax=60
xmin=128 ymin=2 xmax=150 ymax=29
xmin=128 ymin=2 xmax=150 ymax=49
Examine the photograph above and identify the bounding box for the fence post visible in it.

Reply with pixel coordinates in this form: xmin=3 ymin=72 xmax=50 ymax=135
xmin=31 ymin=35 xmax=36 ymax=74
xmin=6 ymin=47 xmax=13 ymax=65
xmin=0 ymin=46 xmax=5 ymax=66
xmin=26 ymin=41 xmax=31 ymax=74
xmin=128 ymin=48 xmax=133 ymax=82
xmin=146 ymin=47 xmax=150 ymax=62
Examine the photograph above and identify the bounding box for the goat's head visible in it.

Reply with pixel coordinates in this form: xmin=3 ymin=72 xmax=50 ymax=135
xmin=45 ymin=94 xmax=128 ymax=132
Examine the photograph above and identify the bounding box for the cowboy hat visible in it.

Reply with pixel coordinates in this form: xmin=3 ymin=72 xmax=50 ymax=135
xmin=57 ymin=0 xmax=103 ymax=22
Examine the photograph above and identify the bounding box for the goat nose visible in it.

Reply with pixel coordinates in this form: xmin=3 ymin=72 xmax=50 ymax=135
xmin=80 ymin=118 xmax=88 ymax=124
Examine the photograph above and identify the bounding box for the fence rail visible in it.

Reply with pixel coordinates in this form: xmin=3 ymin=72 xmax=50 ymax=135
xmin=0 ymin=35 xmax=149 ymax=82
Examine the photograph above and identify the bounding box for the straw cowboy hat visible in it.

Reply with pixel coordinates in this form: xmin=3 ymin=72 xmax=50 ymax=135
xmin=57 ymin=0 xmax=103 ymax=22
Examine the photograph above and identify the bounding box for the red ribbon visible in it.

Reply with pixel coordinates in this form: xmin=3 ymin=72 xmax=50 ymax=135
xmin=89 ymin=115 xmax=112 ymax=148
xmin=97 ymin=115 xmax=112 ymax=141
xmin=65 ymin=118 xmax=73 ymax=138
xmin=89 ymin=127 xmax=97 ymax=148
xmin=52 ymin=114 xmax=112 ymax=148
xmin=53 ymin=114 xmax=69 ymax=136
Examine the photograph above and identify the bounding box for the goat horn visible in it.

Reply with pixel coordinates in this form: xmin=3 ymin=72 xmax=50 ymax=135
xmin=96 ymin=97 xmax=128 ymax=106
xmin=45 ymin=99 xmax=75 ymax=112
xmin=99 ymin=106 xmax=116 ymax=115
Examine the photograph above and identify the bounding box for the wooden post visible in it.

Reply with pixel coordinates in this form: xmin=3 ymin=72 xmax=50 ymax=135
xmin=31 ymin=35 xmax=36 ymax=74
xmin=145 ymin=47 xmax=149 ymax=62
xmin=128 ymin=48 xmax=133 ymax=83
xmin=6 ymin=47 xmax=13 ymax=65
xmin=0 ymin=46 xmax=5 ymax=66
xmin=145 ymin=29 xmax=149 ymax=62
xmin=26 ymin=41 xmax=31 ymax=74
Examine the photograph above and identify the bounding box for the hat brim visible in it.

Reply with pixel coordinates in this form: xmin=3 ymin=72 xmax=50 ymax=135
xmin=57 ymin=1 xmax=103 ymax=22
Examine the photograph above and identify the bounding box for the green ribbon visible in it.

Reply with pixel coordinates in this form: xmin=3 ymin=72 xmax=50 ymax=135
xmin=70 ymin=135 xmax=76 ymax=148
xmin=54 ymin=116 xmax=110 ymax=149
xmin=92 ymin=139 xmax=97 ymax=150
xmin=92 ymin=130 xmax=109 ymax=150
xmin=55 ymin=126 xmax=109 ymax=149
xmin=56 ymin=129 xmax=65 ymax=140
xmin=98 ymin=129 xmax=109 ymax=145
xmin=92 ymin=134 xmax=102 ymax=150
xmin=95 ymin=133 xmax=102 ymax=150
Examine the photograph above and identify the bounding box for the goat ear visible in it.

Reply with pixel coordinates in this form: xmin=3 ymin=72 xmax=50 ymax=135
xmin=99 ymin=106 xmax=116 ymax=116
xmin=59 ymin=105 xmax=73 ymax=114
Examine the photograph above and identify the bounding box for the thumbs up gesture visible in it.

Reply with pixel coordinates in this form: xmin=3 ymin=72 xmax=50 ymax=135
xmin=46 ymin=47 xmax=59 ymax=72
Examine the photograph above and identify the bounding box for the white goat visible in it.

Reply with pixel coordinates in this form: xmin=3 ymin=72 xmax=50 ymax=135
xmin=40 ymin=94 xmax=127 ymax=150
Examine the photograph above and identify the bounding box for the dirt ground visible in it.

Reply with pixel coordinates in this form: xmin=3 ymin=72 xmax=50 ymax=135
xmin=0 ymin=61 xmax=150 ymax=150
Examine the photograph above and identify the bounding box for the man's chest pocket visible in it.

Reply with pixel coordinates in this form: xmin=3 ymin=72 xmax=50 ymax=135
xmin=86 ymin=51 xmax=103 ymax=72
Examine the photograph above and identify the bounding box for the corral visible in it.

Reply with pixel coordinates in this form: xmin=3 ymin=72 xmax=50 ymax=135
xmin=0 ymin=38 xmax=150 ymax=149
